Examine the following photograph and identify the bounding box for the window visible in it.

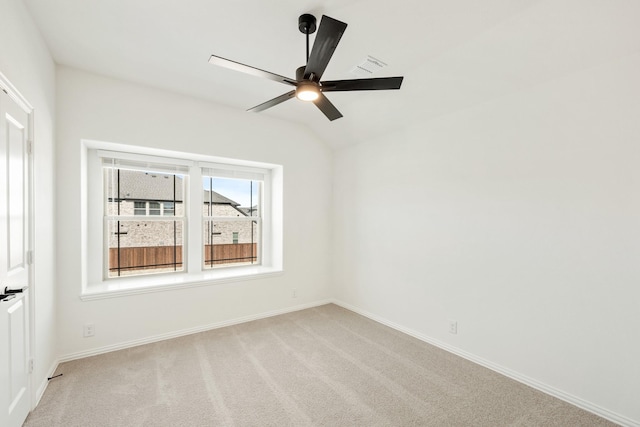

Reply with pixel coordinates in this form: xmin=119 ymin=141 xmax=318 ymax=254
xmin=134 ymin=201 xmax=175 ymax=216
xmin=164 ymin=202 xmax=175 ymax=216
xmin=134 ymin=201 xmax=146 ymax=215
xmin=103 ymin=161 xmax=186 ymax=278
xmin=148 ymin=201 xmax=161 ymax=216
xmin=202 ymin=166 xmax=265 ymax=269
xmin=83 ymin=141 xmax=283 ymax=297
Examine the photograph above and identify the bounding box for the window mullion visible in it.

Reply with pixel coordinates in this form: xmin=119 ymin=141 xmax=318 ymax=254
xmin=187 ymin=164 xmax=202 ymax=274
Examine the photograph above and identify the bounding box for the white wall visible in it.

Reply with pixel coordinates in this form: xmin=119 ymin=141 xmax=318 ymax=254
xmin=0 ymin=0 xmax=57 ymax=402
xmin=56 ymin=66 xmax=332 ymax=357
xmin=333 ymin=53 xmax=640 ymax=424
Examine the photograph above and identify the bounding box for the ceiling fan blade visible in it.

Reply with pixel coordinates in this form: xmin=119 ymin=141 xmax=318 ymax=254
xmin=313 ymin=93 xmax=343 ymax=121
xmin=209 ymin=55 xmax=297 ymax=86
xmin=247 ymin=90 xmax=296 ymax=113
xmin=321 ymin=76 xmax=404 ymax=92
xmin=304 ymin=16 xmax=347 ymax=81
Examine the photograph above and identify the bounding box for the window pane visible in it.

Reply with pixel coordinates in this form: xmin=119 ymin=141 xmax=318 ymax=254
xmin=203 ymin=219 xmax=258 ymax=268
xmin=163 ymin=202 xmax=175 ymax=216
xmin=104 ymin=168 xmax=184 ymax=217
xmin=202 ymin=176 xmax=261 ymax=218
xmin=134 ymin=201 xmax=146 ymax=215
xmin=149 ymin=201 xmax=161 ymax=215
xmin=108 ymin=220 xmax=183 ymax=277
xmin=202 ymin=175 xmax=261 ymax=269
xmin=104 ymin=166 xmax=186 ymax=279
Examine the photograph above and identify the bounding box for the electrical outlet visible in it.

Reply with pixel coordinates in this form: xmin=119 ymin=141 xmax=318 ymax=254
xmin=84 ymin=323 xmax=95 ymax=337
xmin=292 ymin=289 xmax=297 ymax=298
xmin=449 ymin=320 xmax=458 ymax=335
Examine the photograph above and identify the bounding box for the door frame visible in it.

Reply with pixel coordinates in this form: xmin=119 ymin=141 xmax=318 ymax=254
xmin=0 ymin=71 xmax=36 ymax=410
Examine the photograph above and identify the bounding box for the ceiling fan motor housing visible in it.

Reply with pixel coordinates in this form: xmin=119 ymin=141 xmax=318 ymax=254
xmin=298 ymin=14 xmax=317 ymax=34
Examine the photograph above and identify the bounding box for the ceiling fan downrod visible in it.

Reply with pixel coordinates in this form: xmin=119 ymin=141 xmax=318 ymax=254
xmin=298 ymin=14 xmax=317 ymax=64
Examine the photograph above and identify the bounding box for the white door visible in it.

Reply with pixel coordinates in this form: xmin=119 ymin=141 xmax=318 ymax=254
xmin=0 ymin=86 xmax=31 ymax=427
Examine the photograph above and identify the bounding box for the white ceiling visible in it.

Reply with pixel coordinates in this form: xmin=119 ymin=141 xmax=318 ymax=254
xmin=24 ymin=0 xmax=640 ymax=149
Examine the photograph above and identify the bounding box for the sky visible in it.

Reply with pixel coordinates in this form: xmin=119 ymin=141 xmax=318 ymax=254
xmin=203 ymin=177 xmax=260 ymax=207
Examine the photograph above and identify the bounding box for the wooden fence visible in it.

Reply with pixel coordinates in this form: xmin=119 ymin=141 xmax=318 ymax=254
xmin=204 ymin=243 xmax=258 ymax=266
xmin=109 ymin=243 xmax=257 ymax=272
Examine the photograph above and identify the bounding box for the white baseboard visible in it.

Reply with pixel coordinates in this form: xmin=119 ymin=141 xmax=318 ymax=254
xmin=331 ymin=299 xmax=639 ymax=427
xmin=58 ymin=299 xmax=332 ymax=363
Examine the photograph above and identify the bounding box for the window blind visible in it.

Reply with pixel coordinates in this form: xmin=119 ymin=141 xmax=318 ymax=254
xmin=98 ymin=150 xmax=192 ymax=174
xmin=200 ymin=162 xmax=269 ymax=181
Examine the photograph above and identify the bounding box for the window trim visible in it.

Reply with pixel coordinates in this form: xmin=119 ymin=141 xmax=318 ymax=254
xmin=81 ymin=139 xmax=283 ymax=300
xmin=102 ymin=155 xmax=187 ymax=279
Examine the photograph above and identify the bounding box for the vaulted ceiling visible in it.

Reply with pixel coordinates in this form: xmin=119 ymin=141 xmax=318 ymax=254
xmin=24 ymin=0 xmax=640 ymax=149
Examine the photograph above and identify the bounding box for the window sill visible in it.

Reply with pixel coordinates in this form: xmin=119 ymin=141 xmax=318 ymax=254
xmin=80 ymin=266 xmax=283 ymax=301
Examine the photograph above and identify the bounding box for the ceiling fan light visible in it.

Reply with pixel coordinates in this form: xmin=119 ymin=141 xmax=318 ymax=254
xmin=296 ymin=83 xmax=320 ymax=101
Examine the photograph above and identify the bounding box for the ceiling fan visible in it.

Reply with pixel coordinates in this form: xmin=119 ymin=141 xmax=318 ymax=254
xmin=208 ymin=14 xmax=404 ymax=121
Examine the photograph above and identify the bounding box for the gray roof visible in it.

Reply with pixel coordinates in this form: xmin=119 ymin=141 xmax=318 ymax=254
xmin=107 ymin=169 xmax=239 ymax=206
xmin=203 ymin=190 xmax=239 ymax=206
xmin=238 ymin=206 xmax=258 ymax=215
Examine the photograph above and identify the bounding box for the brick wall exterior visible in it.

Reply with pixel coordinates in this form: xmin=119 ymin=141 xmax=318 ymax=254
xmin=108 ymin=201 xmax=257 ymax=248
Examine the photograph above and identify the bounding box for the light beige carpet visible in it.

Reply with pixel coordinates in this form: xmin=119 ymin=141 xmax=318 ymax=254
xmin=25 ymin=304 xmax=617 ymax=426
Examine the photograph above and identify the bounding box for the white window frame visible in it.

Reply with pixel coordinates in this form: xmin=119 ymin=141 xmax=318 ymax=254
xmin=201 ymin=162 xmax=269 ymax=269
xmin=102 ymin=158 xmax=187 ymax=278
xmin=81 ymin=140 xmax=283 ymax=300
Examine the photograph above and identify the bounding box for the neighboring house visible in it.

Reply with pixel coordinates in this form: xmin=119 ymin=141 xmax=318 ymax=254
xmin=106 ymin=169 xmax=258 ymax=270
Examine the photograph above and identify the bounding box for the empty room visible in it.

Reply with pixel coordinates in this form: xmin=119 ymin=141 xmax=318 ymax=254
xmin=1 ymin=0 xmax=638 ymax=426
